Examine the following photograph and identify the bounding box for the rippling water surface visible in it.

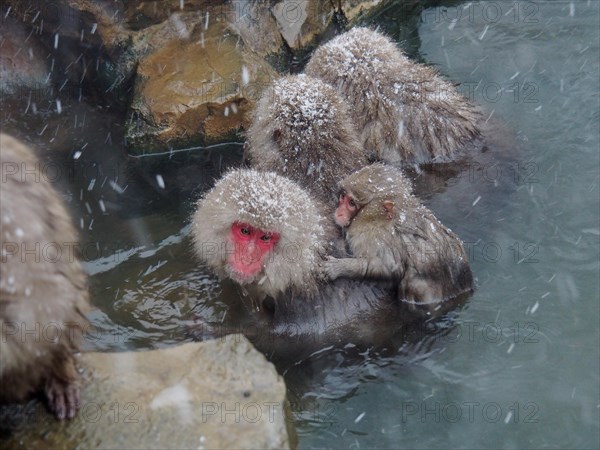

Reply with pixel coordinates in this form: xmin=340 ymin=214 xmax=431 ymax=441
xmin=296 ymin=1 xmax=599 ymax=447
xmin=295 ymin=1 xmax=598 ymax=448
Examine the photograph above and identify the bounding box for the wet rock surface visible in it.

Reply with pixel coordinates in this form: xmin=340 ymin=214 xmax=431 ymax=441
xmin=2 ymin=1 xmax=392 ymax=154
xmin=122 ymin=0 xmax=395 ymax=154
xmin=125 ymin=10 xmax=277 ymax=154
xmin=0 ymin=337 xmax=293 ymax=449
xmin=123 ymin=1 xmax=224 ymax=29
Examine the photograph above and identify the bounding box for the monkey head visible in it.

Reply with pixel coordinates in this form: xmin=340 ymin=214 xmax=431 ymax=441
xmin=192 ymin=169 xmax=331 ymax=298
xmin=334 ymin=164 xmax=416 ymax=228
xmin=245 ymin=74 xmax=366 ymax=206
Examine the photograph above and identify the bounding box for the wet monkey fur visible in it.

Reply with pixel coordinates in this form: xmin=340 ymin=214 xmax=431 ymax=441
xmin=0 ymin=134 xmax=89 ymax=420
xmin=306 ymin=27 xmax=483 ymax=168
xmin=326 ymin=164 xmax=474 ymax=309
xmin=245 ymin=74 xmax=368 ymax=207
xmin=190 ymin=169 xmax=428 ymax=351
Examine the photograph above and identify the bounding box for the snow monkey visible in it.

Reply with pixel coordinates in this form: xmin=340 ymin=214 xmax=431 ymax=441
xmin=190 ymin=168 xmax=418 ymax=351
xmin=305 ymin=27 xmax=483 ymax=167
xmin=325 ymin=164 xmax=474 ymax=309
xmin=245 ymin=74 xmax=368 ymax=207
xmin=192 ymin=168 xmax=335 ymax=301
xmin=0 ymin=133 xmax=89 ymax=420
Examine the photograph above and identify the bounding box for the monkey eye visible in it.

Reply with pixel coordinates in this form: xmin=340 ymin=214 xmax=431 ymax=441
xmin=349 ymin=198 xmax=357 ymax=209
xmin=233 ymin=222 xmax=254 ymax=239
xmin=233 ymin=222 xmax=280 ymax=246
xmin=259 ymin=231 xmax=280 ymax=246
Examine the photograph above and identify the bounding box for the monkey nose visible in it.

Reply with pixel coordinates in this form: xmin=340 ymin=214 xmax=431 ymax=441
xmin=240 ymin=242 xmax=261 ymax=264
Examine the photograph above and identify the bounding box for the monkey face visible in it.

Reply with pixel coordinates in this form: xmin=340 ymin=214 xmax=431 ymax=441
xmin=193 ymin=169 xmax=331 ymax=298
xmin=335 ymin=191 xmax=360 ymax=228
xmin=227 ymin=222 xmax=281 ymax=281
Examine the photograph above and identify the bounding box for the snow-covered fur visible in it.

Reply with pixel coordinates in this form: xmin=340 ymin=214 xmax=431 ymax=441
xmin=336 ymin=164 xmax=474 ymax=304
xmin=306 ymin=27 xmax=483 ymax=167
xmin=192 ymin=169 xmax=334 ymax=298
xmin=246 ymin=74 xmax=367 ymax=206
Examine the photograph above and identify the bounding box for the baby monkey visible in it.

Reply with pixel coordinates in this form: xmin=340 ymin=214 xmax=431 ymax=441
xmin=325 ymin=164 xmax=474 ymax=308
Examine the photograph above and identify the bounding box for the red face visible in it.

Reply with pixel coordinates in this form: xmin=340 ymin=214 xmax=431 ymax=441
xmin=335 ymin=192 xmax=360 ymax=228
xmin=228 ymin=222 xmax=280 ymax=279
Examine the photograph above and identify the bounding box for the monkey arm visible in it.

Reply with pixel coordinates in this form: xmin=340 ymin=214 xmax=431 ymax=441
xmin=323 ymin=256 xmax=402 ymax=281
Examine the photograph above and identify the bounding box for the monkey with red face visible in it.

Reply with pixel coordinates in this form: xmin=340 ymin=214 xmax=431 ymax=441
xmin=325 ymin=164 xmax=474 ymax=309
xmin=191 ymin=168 xmax=411 ymax=351
xmin=192 ymin=169 xmax=335 ymax=302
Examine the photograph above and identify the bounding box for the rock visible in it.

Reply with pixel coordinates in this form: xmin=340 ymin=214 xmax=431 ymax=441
xmin=125 ymin=10 xmax=276 ymax=154
xmin=227 ymin=0 xmax=287 ymax=60
xmin=0 ymin=337 xmax=294 ymax=449
xmin=3 ymin=0 xmax=128 ymax=47
xmin=123 ymin=0 xmax=388 ymax=52
xmin=342 ymin=0 xmax=386 ymax=23
xmin=0 ymin=16 xmax=51 ymax=95
xmin=2 ymin=0 xmax=392 ymax=152
xmin=270 ymin=0 xmax=386 ymax=51
xmin=123 ymin=0 xmax=223 ymax=29
xmin=272 ymin=0 xmax=319 ymax=50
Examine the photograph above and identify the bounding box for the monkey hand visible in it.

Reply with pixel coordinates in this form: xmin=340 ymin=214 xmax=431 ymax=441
xmin=45 ymin=373 xmax=81 ymax=420
xmin=322 ymin=256 xmax=395 ymax=280
xmin=322 ymin=256 xmax=355 ymax=280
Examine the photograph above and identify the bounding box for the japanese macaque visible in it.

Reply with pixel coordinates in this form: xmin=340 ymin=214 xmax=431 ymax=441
xmin=191 ymin=169 xmax=414 ymax=351
xmin=324 ymin=164 xmax=474 ymax=308
xmin=192 ymin=168 xmax=335 ymax=302
xmin=305 ymin=27 xmax=483 ymax=167
xmin=0 ymin=134 xmax=89 ymax=420
xmin=245 ymin=74 xmax=368 ymax=206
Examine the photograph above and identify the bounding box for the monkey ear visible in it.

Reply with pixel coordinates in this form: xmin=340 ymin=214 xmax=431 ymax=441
xmin=273 ymin=128 xmax=282 ymax=144
xmin=382 ymin=200 xmax=395 ymax=220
